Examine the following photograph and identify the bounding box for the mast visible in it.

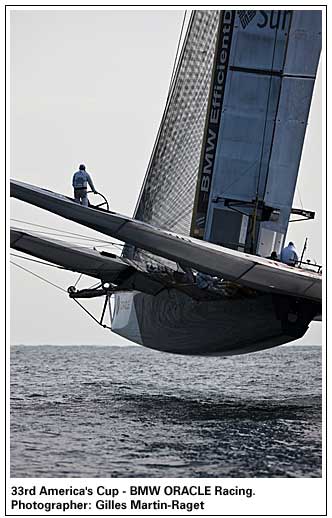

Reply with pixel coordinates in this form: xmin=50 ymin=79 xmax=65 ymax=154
xmin=128 ymin=10 xmax=321 ymax=264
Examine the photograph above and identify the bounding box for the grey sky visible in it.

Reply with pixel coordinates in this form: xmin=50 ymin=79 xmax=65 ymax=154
xmin=10 ymin=9 xmax=323 ymax=346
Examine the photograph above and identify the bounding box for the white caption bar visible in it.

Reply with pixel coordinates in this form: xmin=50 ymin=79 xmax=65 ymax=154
xmin=6 ymin=478 xmax=326 ymax=515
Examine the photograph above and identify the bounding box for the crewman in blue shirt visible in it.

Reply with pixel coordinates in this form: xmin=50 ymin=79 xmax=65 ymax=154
xmin=72 ymin=164 xmax=97 ymax=206
xmin=280 ymin=242 xmax=299 ymax=266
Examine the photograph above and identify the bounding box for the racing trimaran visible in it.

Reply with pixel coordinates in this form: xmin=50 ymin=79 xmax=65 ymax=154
xmin=11 ymin=10 xmax=322 ymax=355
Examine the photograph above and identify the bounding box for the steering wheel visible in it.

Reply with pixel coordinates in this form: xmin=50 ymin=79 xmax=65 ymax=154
xmin=87 ymin=191 xmax=110 ymax=211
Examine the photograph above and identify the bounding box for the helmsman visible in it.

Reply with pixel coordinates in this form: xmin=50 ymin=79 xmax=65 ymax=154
xmin=72 ymin=164 xmax=97 ymax=207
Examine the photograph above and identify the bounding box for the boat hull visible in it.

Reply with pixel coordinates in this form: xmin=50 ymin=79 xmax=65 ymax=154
xmin=111 ymin=289 xmax=315 ymax=356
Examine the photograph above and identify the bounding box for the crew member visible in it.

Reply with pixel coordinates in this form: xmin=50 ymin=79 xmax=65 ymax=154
xmin=280 ymin=241 xmax=299 ymax=266
xmin=72 ymin=164 xmax=97 ymax=206
xmin=269 ymin=251 xmax=278 ymax=260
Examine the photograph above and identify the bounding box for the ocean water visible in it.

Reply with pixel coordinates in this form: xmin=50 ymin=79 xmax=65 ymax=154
xmin=10 ymin=345 xmax=322 ymax=478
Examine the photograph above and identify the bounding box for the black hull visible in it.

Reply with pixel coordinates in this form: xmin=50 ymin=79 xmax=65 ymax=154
xmin=112 ymin=289 xmax=316 ymax=356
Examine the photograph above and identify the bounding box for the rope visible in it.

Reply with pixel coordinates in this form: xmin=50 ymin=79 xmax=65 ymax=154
xmin=11 ymin=219 xmax=118 ymax=245
xmin=10 ymin=261 xmax=67 ymax=292
xmin=296 ymin=186 xmax=304 ymax=209
xmin=15 ymin=232 xmax=122 ymax=251
xmin=74 ymin=273 xmax=83 ymax=288
xmin=249 ymin=23 xmax=280 ymax=252
xmin=24 ymin=231 xmax=115 ymax=244
xmin=218 ymin=160 xmax=258 ymax=198
xmin=168 ymin=10 xmax=187 ymax=99
xmin=255 ymin=30 xmax=279 ymax=198
xmin=10 ymin=253 xmax=65 ymax=270
xmin=11 ymin=259 xmax=111 ymax=328
xmin=11 ymin=218 xmax=175 ymax=276
xmin=87 ymin=280 xmax=103 ymax=290
xmin=72 ymin=298 xmax=112 ymax=330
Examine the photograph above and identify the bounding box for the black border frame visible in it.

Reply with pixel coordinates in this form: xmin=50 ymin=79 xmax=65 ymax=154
xmin=5 ymin=5 xmax=328 ymax=517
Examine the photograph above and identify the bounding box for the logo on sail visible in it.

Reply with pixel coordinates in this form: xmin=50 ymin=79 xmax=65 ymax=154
xmin=237 ymin=11 xmax=292 ymax=31
xmin=191 ymin=10 xmax=235 ymax=239
xmin=237 ymin=11 xmax=257 ymax=29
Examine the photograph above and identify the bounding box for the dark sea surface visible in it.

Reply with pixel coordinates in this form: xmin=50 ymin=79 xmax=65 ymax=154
xmin=10 ymin=345 xmax=322 ymax=478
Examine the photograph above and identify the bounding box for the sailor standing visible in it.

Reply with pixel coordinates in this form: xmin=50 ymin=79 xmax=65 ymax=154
xmin=280 ymin=241 xmax=299 ymax=266
xmin=72 ymin=164 xmax=97 ymax=206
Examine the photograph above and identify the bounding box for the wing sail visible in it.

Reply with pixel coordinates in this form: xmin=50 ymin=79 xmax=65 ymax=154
xmin=192 ymin=10 xmax=322 ymax=257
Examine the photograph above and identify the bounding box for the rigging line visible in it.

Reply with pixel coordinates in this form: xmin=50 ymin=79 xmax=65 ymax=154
xmin=15 ymin=230 xmax=120 ymax=246
xmin=12 ymin=256 xmax=109 ymax=291
xmin=10 ymin=253 xmax=66 ymax=270
xmin=93 ymin=243 xmax=123 ymax=250
xmin=217 ymin=160 xmax=259 ymax=198
xmin=168 ymin=10 xmax=187 ymax=99
xmin=11 ymin=230 xmax=116 ymax=247
xmin=255 ymin=27 xmax=279 ymax=196
xmin=37 ymin=233 xmax=116 ymax=244
xmin=10 ymin=261 xmax=67 ymax=292
xmin=92 ymin=242 xmax=123 ymax=251
xmin=249 ymin=22 xmax=281 ymax=252
xmin=261 ymin=11 xmax=293 ymax=201
xmin=10 ymin=219 xmax=119 ymax=245
xmin=74 ymin=273 xmax=83 ymax=288
xmin=13 ymin=230 xmax=123 ymax=254
xmin=71 ymin=298 xmax=111 ymax=330
xmin=87 ymin=280 xmax=103 ymax=290
xmin=296 ymin=186 xmax=304 ymax=209
xmin=17 ymin=232 xmax=122 ymax=249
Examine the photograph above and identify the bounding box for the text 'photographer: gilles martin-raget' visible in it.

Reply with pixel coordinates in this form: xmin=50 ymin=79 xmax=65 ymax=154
xmin=10 ymin=484 xmax=255 ymax=514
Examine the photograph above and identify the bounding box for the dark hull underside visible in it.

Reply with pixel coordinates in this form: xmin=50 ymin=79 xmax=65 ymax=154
xmin=112 ymin=289 xmax=315 ymax=356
